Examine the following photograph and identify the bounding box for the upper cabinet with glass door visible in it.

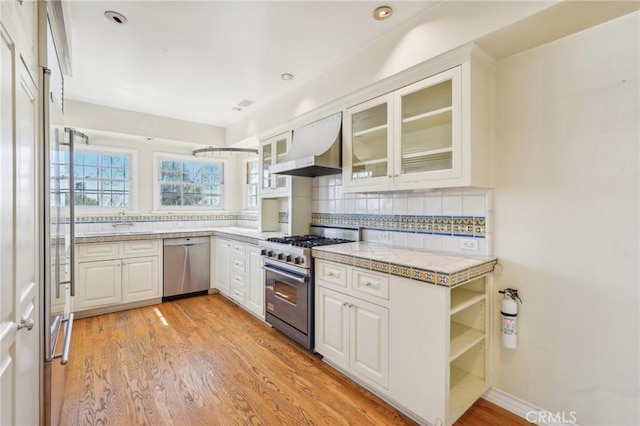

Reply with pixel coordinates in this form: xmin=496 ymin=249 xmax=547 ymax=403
xmin=343 ymin=50 xmax=492 ymax=192
xmin=260 ymin=131 xmax=290 ymax=197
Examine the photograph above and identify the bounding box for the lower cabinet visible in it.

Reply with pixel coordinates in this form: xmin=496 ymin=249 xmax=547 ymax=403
xmin=76 ymin=259 xmax=122 ymax=309
xmin=316 ymin=286 xmax=389 ymax=388
xmin=246 ymin=245 xmax=265 ymax=318
xmin=315 ymin=259 xmax=490 ymax=426
xmin=75 ymin=240 xmax=162 ymax=314
xmin=214 ymin=237 xmax=264 ymax=320
xmin=215 ymin=237 xmax=231 ymax=296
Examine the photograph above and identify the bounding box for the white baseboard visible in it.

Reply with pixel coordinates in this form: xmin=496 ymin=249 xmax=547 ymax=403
xmin=482 ymin=387 xmax=580 ymax=426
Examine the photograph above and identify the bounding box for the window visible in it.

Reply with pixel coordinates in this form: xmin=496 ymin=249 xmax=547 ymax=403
xmin=52 ymin=148 xmax=133 ymax=207
xmin=157 ymin=156 xmax=224 ymax=208
xmin=246 ymin=159 xmax=259 ymax=210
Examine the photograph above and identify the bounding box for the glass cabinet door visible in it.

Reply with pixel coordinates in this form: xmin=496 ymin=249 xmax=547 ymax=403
xmin=274 ymin=136 xmax=288 ymax=190
xmin=395 ymin=66 xmax=461 ymax=181
xmin=345 ymin=94 xmax=394 ymax=185
xmin=261 ymin=142 xmax=272 ymax=191
xmin=260 ymin=131 xmax=290 ymax=194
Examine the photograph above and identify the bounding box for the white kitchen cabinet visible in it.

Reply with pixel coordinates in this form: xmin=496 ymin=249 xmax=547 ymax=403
xmin=215 ymin=237 xmax=231 ymax=296
xmin=76 ymin=259 xmax=122 ymax=310
xmin=343 ymin=49 xmax=492 ymax=192
xmin=74 ymin=240 xmax=162 ymax=315
xmin=121 ymin=256 xmax=160 ymax=303
xmin=246 ymin=245 xmax=265 ymax=318
xmin=316 ymin=276 xmax=390 ymax=389
xmin=215 ymin=237 xmax=265 ymax=320
xmin=260 ymin=131 xmax=290 ymax=197
xmin=315 ymin=258 xmax=490 ymax=426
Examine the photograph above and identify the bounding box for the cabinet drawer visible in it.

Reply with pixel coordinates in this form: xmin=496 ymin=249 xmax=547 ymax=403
xmin=123 ymin=240 xmax=160 ymax=256
xmin=232 ymin=242 xmax=246 ymax=256
xmin=77 ymin=242 xmax=120 ymax=260
xmin=352 ymin=269 xmax=389 ymax=300
xmin=231 ymin=257 xmax=246 ymax=273
xmin=316 ymin=260 xmax=347 ymax=287
xmin=232 ymin=273 xmax=246 ymax=289
xmin=232 ymin=288 xmax=246 ymax=304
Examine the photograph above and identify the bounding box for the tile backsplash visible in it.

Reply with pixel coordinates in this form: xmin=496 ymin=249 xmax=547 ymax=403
xmin=312 ymin=175 xmax=493 ymax=256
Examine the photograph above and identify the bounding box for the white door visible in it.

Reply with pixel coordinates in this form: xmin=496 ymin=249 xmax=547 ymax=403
xmin=0 ymin=26 xmax=40 ymax=426
xmin=316 ymin=287 xmax=349 ymax=366
xmin=122 ymin=256 xmax=160 ymax=302
xmin=246 ymin=245 xmax=264 ymax=318
xmin=215 ymin=238 xmax=231 ymax=295
xmin=76 ymin=260 xmax=122 ymax=310
xmin=349 ymin=299 xmax=389 ymax=388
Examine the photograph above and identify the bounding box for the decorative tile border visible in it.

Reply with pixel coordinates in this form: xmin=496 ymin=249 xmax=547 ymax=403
xmin=312 ymin=250 xmax=497 ymax=287
xmin=278 ymin=211 xmax=289 ymax=224
xmin=311 ymin=213 xmax=486 ymax=238
xmin=67 ymin=212 xmax=258 ymax=225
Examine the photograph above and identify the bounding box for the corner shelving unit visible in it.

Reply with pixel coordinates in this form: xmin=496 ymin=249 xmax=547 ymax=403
xmin=448 ymin=276 xmax=490 ymax=425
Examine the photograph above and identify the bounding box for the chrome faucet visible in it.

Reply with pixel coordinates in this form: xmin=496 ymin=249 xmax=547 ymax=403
xmin=112 ymin=211 xmax=135 ymax=228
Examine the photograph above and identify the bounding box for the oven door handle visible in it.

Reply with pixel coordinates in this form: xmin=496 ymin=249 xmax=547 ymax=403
xmin=262 ymin=265 xmax=308 ymax=283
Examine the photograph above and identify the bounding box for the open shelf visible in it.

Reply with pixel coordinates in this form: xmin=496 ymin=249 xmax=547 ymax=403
xmin=449 ymin=366 xmax=489 ymax=424
xmin=450 ymin=323 xmax=484 ymax=362
xmin=450 ymin=288 xmax=485 ymax=315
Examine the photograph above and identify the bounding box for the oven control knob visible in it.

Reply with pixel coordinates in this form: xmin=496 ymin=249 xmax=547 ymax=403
xmin=294 ymin=256 xmax=304 ymax=265
xmin=260 ymin=249 xmax=267 ymax=256
xmin=267 ymin=250 xmax=275 ymax=257
xmin=285 ymin=254 xmax=293 ymax=262
xmin=277 ymin=252 xmax=285 ymax=260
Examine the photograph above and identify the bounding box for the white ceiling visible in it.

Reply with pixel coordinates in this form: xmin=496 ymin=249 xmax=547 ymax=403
xmin=64 ymin=1 xmax=440 ymax=128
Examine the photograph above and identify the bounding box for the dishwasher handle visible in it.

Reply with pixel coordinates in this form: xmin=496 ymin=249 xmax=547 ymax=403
xmin=164 ymin=237 xmax=209 ymax=246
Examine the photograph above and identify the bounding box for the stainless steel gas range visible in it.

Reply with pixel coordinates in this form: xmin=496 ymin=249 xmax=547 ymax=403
xmin=259 ymin=225 xmax=359 ymax=350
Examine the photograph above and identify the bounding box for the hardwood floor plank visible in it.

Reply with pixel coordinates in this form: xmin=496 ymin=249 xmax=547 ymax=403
xmin=57 ymin=295 xmax=525 ymax=426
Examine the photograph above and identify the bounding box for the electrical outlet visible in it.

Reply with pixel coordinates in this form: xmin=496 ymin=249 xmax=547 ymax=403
xmin=460 ymin=239 xmax=478 ymax=250
xmin=379 ymin=231 xmax=390 ymax=242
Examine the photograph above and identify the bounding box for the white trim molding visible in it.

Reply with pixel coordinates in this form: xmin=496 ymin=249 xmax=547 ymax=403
xmin=483 ymin=388 xmax=580 ymax=426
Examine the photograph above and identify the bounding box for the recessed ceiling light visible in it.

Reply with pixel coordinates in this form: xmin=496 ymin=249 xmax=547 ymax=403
xmin=232 ymin=106 xmax=242 ymax=112
xmin=373 ymin=6 xmax=393 ymax=21
xmin=105 ymin=11 xmax=128 ymax=25
xmin=281 ymin=73 xmax=294 ymax=81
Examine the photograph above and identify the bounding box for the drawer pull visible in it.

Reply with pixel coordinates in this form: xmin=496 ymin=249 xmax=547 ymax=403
xmin=364 ymin=282 xmax=373 ymax=287
xmin=328 ymin=271 xmax=337 ymax=277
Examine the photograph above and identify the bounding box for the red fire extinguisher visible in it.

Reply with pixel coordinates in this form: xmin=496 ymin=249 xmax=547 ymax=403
xmin=499 ymin=288 xmax=522 ymax=349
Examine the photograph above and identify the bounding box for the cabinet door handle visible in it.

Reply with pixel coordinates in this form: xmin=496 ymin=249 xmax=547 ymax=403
xmin=348 ymin=303 xmax=354 ymax=308
xmin=343 ymin=302 xmax=348 ymax=306
xmin=17 ymin=318 xmax=34 ymax=331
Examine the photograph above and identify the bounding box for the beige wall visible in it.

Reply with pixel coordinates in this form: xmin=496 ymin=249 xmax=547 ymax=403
xmin=225 ymin=1 xmax=555 ymax=144
xmin=70 ymin=132 xmax=249 ymax=215
xmin=491 ymin=12 xmax=639 ymax=425
xmin=66 ymin=100 xmax=226 ymax=146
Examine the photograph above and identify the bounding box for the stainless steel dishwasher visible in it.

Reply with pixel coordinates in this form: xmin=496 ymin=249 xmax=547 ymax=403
xmin=163 ymin=237 xmax=210 ymax=300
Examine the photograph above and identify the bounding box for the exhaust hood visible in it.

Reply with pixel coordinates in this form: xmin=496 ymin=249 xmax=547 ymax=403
xmin=269 ymin=112 xmax=342 ymax=177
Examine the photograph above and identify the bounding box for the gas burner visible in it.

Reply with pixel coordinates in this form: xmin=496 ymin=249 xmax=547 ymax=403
xmin=292 ymin=238 xmax=355 ymax=248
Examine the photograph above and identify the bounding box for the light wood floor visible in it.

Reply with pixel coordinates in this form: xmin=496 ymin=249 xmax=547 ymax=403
xmin=55 ymin=294 xmax=529 ymax=426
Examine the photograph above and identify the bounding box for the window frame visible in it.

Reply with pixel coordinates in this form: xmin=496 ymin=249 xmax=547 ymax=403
xmin=244 ymin=157 xmax=259 ymax=211
xmin=68 ymin=144 xmax=138 ymax=213
xmin=153 ymin=152 xmax=227 ymax=212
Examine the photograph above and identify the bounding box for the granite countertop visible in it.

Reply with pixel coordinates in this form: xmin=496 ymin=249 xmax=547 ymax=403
xmin=75 ymin=227 xmax=284 ymax=245
xmin=312 ymin=242 xmax=497 ymax=287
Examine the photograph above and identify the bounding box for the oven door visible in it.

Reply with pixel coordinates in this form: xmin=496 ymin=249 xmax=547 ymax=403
xmin=263 ymin=263 xmax=309 ymax=333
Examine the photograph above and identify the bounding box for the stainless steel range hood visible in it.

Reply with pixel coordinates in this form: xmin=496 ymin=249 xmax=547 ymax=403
xmin=269 ymin=112 xmax=342 ymax=177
